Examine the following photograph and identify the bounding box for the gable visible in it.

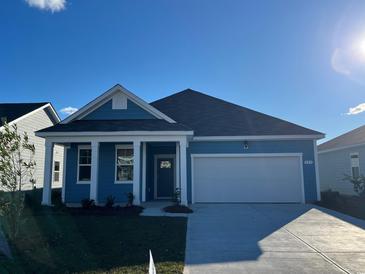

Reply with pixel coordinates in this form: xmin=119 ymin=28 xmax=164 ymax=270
xmin=82 ymin=99 xmax=156 ymax=120
xmin=62 ymin=84 xmax=175 ymax=124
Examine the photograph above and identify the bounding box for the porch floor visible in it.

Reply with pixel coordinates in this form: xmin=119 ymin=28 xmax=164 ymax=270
xmin=141 ymin=201 xmax=189 ymax=217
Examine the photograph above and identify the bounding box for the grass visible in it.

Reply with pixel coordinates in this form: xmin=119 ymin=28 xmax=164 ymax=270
xmin=0 ymin=202 xmax=187 ymax=273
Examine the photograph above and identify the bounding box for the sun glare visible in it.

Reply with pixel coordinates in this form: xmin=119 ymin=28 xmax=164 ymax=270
xmin=354 ymin=38 xmax=365 ymax=59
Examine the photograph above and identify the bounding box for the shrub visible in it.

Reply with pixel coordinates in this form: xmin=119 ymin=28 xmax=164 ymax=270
xmin=172 ymin=188 xmax=181 ymax=206
xmin=125 ymin=192 xmax=134 ymax=207
xmin=81 ymin=198 xmax=95 ymax=209
xmin=52 ymin=189 xmax=63 ymax=207
xmin=24 ymin=187 xmax=41 ymax=209
xmin=105 ymin=195 xmax=115 ymax=208
xmin=344 ymin=174 xmax=365 ymax=197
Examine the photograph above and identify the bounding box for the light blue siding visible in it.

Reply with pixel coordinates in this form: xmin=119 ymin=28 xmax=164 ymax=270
xmin=187 ymin=140 xmax=318 ymax=203
xmin=97 ymin=143 xmax=133 ymax=203
xmin=83 ymin=99 xmax=156 ymax=120
xmin=64 ymin=143 xmax=90 ymax=203
xmin=65 ymin=139 xmax=318 ymax=205
xmin=318 ymin=146 xmax=365 ymax=195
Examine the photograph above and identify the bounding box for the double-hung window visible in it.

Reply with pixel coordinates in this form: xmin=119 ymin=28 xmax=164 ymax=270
xmin=115 ymin=145 xmax=134 ymax=183
xmin=78 ymin=146 xmax=92 ymax=183
xmin=53 ymin=161 xmax=60 ymax=182
xmin=350 ymin=153 xmax=360 ymax=178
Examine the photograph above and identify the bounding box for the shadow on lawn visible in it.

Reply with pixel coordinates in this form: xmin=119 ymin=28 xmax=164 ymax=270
xmin=5 ymin=207 xmax=187 ymax=274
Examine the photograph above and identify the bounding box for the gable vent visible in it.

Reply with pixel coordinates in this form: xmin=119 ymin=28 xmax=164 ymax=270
xmin=112 ymin=92 xmax=128 ymax=110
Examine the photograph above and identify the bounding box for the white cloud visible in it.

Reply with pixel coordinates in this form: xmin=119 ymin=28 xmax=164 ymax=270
xmin=60 ymin=106 xmax=78 ymax=116
xmin=25 ymin=0 xmax=66 ymax=12
xmin=347 ymin=103 xmax=365 ymax=115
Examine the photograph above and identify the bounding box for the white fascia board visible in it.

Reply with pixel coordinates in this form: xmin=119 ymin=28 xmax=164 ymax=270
xmin=61 ymin=84 xmax=176 ymax=124
xmin=34 ymin=134 xmax=189 ymax=144
xmin=35 ymin=130 xmax=194 ymax=138
xmin=0 ymin=103 xmax=60 ymax=131
xmin=318 ymin=142 xmax=365 ymax=154
xmin=192 ymin=134 xmax=325 ymax=141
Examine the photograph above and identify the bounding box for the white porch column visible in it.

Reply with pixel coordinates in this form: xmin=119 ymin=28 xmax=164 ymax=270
xmin=179 ymin=139 xmax=188 ymax=205
xmin=176 ymin=142 xmax=180 ymax=189
xmin=61 ymin=145 xmax=69 ymax=203
xmin=141 ymin=142 xmax=147 ymax=202
xmin=90 ymin=141 xmax=99 ymax=203
xmin=42 ymin=140 xmax=54 ymax=206
xmin=133 ymin=141 xmax=141 ymax=205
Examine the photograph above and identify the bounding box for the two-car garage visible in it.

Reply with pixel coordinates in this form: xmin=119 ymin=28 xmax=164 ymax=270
xmin=191 ymin=154 xmax=304 ymax=203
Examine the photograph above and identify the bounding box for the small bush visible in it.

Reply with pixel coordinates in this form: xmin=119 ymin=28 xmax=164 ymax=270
xmin=24 ymin=188 xmax=41 ymax=209
xmin=344 ymin=174 xmax=365 ymax=197
xmin=81 ymin=198 xmax=95 ymax=209
xmin=52 ymin=189 xmax=63 ymax=207
xmin=105 ymin=195 xmax=115 ymax=208
xmin=125 ymin=192 xmax=134 ymax=207
xmin=172 ymin=188 xmax=181 ymax=206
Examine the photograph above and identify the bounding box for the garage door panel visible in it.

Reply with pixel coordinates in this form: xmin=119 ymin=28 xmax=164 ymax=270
xmin=193 ymin=156 xmax=303 ymax=203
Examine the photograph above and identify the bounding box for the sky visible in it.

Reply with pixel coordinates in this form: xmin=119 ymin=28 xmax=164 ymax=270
xmin=1 ymin=0 xmax=365 ymax=143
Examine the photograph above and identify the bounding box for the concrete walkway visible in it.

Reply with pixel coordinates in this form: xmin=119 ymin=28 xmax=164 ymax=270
xmin=140 ymin=201 xmax=189 ymax=217
xmin=184 ymin=204 xmax=365 ymax=274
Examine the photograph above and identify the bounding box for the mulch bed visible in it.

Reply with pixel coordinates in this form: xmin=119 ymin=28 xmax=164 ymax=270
xmin=66 ymin=205 xmax=144 ymax=216
xmin=163 ymin=205 xmax=193 ymax=214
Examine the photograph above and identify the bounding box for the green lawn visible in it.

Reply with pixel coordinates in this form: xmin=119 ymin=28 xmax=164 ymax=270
xmin=0 ymin=209 xmax=187 ymax=274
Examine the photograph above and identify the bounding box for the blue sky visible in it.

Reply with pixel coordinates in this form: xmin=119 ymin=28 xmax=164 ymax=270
xmin=1 ymin=0 xmax=365 ymax=142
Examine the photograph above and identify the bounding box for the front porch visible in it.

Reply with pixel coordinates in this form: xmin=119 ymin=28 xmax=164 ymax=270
xmin=40 ymin=135 xmax=189 ymax=206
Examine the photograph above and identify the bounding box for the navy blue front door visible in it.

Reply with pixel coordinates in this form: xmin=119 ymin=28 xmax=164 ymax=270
xmin=156 ymin=157 xmax=175 ymax=198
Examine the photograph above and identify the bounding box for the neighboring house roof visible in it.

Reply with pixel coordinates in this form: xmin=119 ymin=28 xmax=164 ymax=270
xmin=0 ymin=103 xmax=48 ymax=125
xmin=0 ymin=102 xmax=60 ymax=128
xmin=37 ymin=119 xmax=192 ymax=134
xmin=151 ymin=89 xmax=323 ymax=137
xmin=318 ymin=125 xmax=365 ymax=152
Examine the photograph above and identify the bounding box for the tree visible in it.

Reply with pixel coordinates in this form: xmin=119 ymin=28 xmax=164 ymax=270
xmin=0 ymin=123 xmax=36 ymax=239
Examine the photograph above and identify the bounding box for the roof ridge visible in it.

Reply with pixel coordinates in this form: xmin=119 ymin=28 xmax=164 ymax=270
xmin=152 ymin=88 xmax=323 ymax=135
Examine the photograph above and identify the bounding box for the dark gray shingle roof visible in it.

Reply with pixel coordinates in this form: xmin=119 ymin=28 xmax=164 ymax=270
xmin=37 ymin=119 xmax=192 ymax=133
xmin=318 ymin=125 xmax=365 ymax=151
xmin=151 ymin=89 xmax=323 ymax=137
xmin=0 ymin=103 xmax=49 ymax=126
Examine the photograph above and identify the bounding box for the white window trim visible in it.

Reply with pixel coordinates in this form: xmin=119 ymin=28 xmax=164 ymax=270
xmin=53 ymin=161 xmax=60 ymax=183
xmin=350 ymin=152 xmax=360 ymax=177
xmin=114 ymin=144 xmax=134 ymax=184
xmin=77 ymin=145 xmax=92 ymax=184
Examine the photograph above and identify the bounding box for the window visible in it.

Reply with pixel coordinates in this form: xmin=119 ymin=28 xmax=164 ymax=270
xmin=350 ymin=153 xmax=360 ymax=178
xmin=53 ymin=161 xmax=60 ymax=182
xmin=115 ymin=145 xmax=133 ymax=182
xmin=78 ymin=146 xmax=92 ymax=182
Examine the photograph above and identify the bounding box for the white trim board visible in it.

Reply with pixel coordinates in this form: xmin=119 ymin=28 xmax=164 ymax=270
xmin=318 ymin=142 xmax=365 ymax=154
xmin=190 ymin=153 xmax=305 ymax=204
xmin=36 ymin=130 xmax=194 ymax=138
xmin=0 ymin=103 xmax=60 ymax=131
xmin=114 ymin=144 xmax=134 ymax=184
xmin=313 ymin=140 xmax=321 ymax=201
xmin=61 ymin=84 xmax=176 ymax=124
xmin=192 ymin=135 xmax=325 ymax=141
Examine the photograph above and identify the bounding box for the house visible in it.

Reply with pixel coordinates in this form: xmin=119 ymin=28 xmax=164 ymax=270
xmin=318 ymin=125 xmax=365 ymax=195
xmin=0 ymin=103 xmax=64 ymax=190
xmin=36 ymin=84 xmax=324 ymax=206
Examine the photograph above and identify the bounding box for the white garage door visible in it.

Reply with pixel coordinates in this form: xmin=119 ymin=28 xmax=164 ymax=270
xmin=192 ymin=154 xmax=304 ymax=203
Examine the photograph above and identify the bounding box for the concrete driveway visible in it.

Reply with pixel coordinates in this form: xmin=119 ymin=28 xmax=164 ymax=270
xmin=184 ymin=204 xmax=365 ymax=274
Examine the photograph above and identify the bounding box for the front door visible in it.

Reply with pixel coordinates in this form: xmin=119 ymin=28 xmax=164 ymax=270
xmin=155 ymin=156 xmax=175 ymax=199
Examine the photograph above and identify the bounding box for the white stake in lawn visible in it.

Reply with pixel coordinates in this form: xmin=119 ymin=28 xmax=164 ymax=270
xmin=149 ymin=250 xmax=156 ymax=274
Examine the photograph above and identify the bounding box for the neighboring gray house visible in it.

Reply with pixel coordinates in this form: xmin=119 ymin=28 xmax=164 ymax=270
xmin=0 ymin=103 xmax=64 ymax=190
xmin=318 ymin=125 xmax=365 ymax=195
